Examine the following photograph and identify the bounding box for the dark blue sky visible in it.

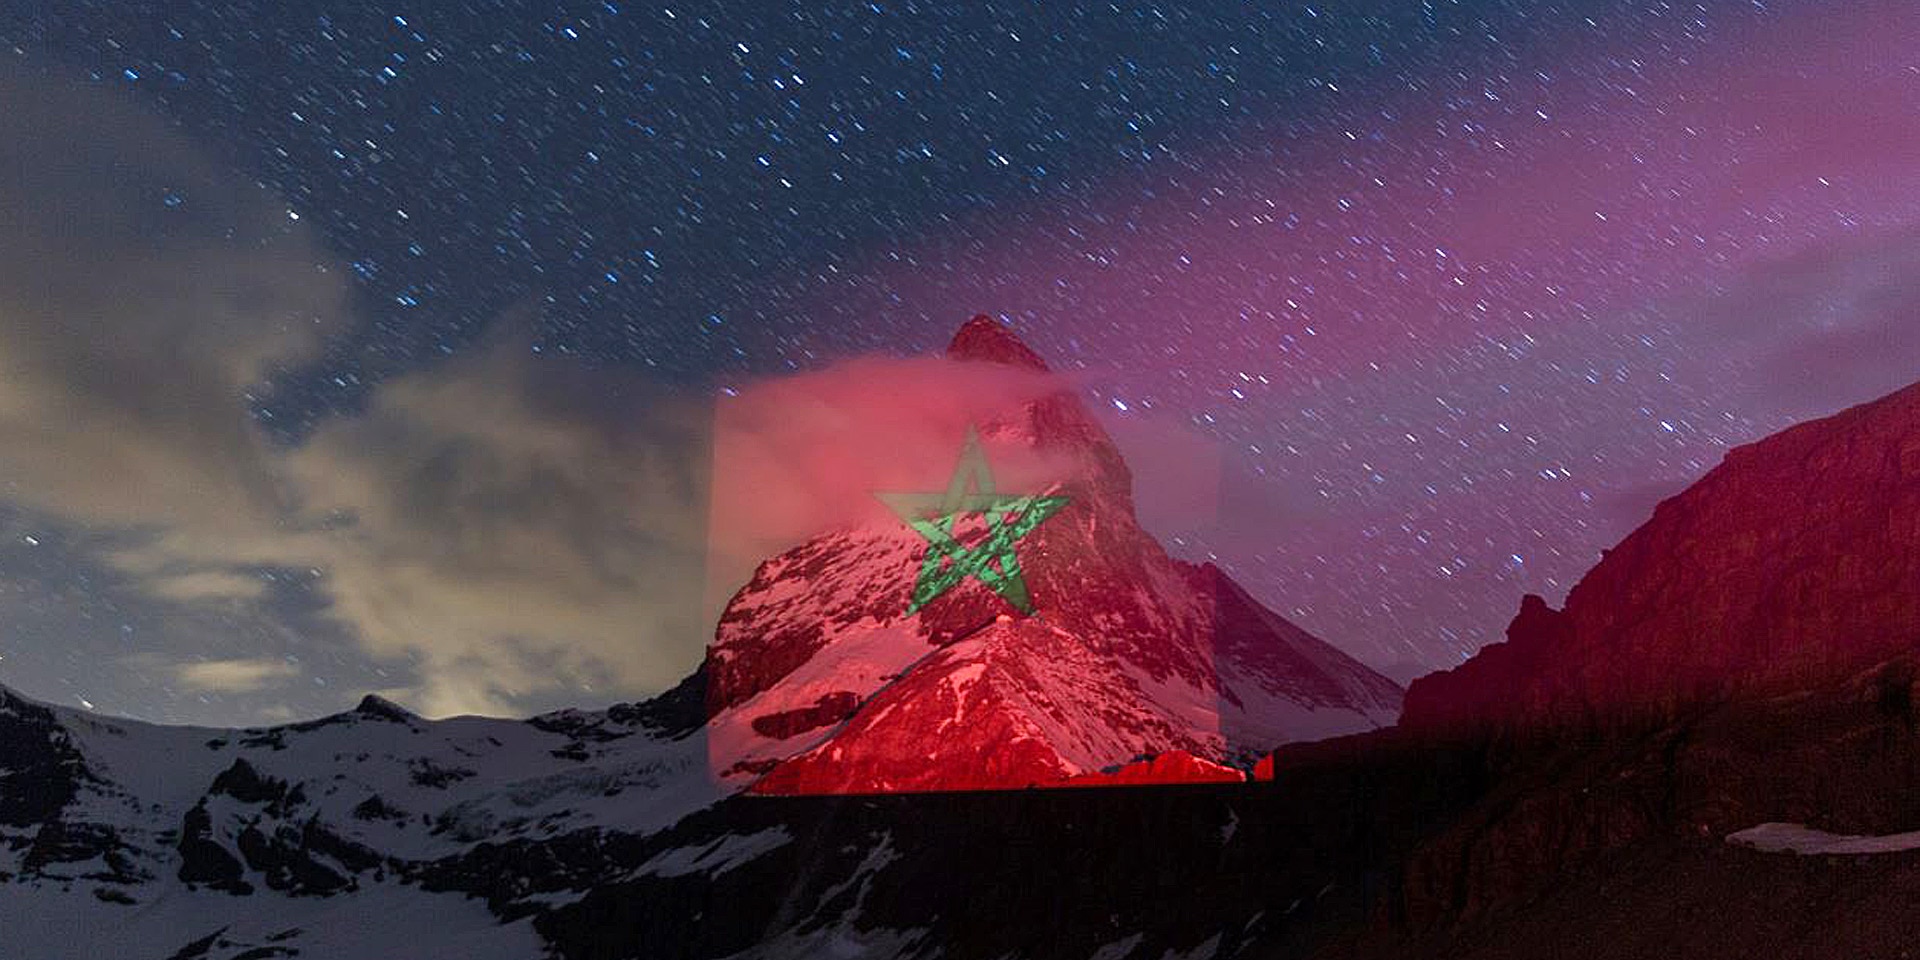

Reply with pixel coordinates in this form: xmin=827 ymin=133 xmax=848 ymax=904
xmin=14 ymin=2 xmax=1656 ymax=402
xmin=2 ymin=0 xmax=1917 ymax=722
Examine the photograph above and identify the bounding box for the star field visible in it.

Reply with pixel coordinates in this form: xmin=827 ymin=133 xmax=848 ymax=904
xmin=1 ymin=0 xmax=1917 ymax=717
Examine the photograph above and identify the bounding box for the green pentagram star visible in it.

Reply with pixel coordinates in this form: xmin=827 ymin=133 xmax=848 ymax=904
xmin=875 ymin=427 xmax=1069 ymax=615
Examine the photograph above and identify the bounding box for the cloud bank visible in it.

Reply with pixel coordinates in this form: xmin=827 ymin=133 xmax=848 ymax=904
xmin=1 ymin=66 xmax=1225 ymax=721
xmin=0 ymin=66 xmax=715 ymax=718
xmin=171 ymin=658 xmax=303 ymax=694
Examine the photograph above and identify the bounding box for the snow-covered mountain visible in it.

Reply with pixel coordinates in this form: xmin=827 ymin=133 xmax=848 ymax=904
xmin=4 ymin=651 xmax=1482 ymax=960
xmin=0 ymin=676 xmax=723 ymax=959
xmin=707 ymin=316 xmax=1402 ymax=793
xmin=0 ymin=666 xmax=1395 ymax=960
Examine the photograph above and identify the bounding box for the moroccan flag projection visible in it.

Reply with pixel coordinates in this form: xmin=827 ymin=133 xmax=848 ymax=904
xmin=699 ymin=316 xmax=1403 ymax=794
xmin=876 ymin=427 xmax=1071 ymax=617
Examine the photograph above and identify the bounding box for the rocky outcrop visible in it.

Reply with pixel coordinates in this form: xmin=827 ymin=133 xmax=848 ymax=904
xmin=1322 ymin=648 xmax=1920 ymax=948
xmin=535 ymin=781 xmax=1422 ymax=960
xmin=0 ymin=688 xmax=92 ymax=829
xmin=1357 ymin=380 xmax=1920 ymax=942
xmin=209 ymin=759 xmax=304 ymax=813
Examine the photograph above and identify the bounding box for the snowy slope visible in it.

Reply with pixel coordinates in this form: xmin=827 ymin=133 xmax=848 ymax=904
xmin=0 ymin=679 xmax=722 ymax=959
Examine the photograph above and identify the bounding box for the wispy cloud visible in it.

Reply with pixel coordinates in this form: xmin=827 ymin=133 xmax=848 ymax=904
xmin=0 ymin=65 xmax=713 ymax=718
xmin=171 ymin=658 xmax=301 ymax=694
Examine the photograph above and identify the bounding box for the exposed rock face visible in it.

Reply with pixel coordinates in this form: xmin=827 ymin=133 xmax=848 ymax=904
xmin=534 ymin=780 xmax=1417 ymax=960
xmin=1406 ymin=380 xmax=1920 ymax=733
xmin=1351 ymin=380 xmax=1920 ymax=943
xmin=1363 ymin=650 xmax=1920 ymax=943
xmin=706 ymin=315 xmax=1402 ymax=793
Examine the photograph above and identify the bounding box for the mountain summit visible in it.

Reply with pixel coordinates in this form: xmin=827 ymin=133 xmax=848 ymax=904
xmin=944 ymin=316 xmax=1052 ymax=372
xmin=704 ymin=317 xmax=1401 ymax=793
xmin=946 ymin=313 xmax=1051 ymax=370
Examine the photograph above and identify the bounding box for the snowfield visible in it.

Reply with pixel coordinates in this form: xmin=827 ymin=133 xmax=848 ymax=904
xmin=1727 ymin=822 xmax=1920 ymax=855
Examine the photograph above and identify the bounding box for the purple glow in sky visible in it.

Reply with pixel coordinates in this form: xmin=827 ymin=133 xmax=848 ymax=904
xmin=787 ymin=1 xmax=1920 ymax=676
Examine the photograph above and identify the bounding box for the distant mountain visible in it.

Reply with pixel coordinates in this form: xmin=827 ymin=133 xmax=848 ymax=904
xmin=704 ymin=315 xmax=1402 ymax=793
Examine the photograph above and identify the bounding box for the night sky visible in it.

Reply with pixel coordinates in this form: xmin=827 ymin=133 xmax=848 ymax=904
xmin=1 ymin=1 xmax=1917 ymax=724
